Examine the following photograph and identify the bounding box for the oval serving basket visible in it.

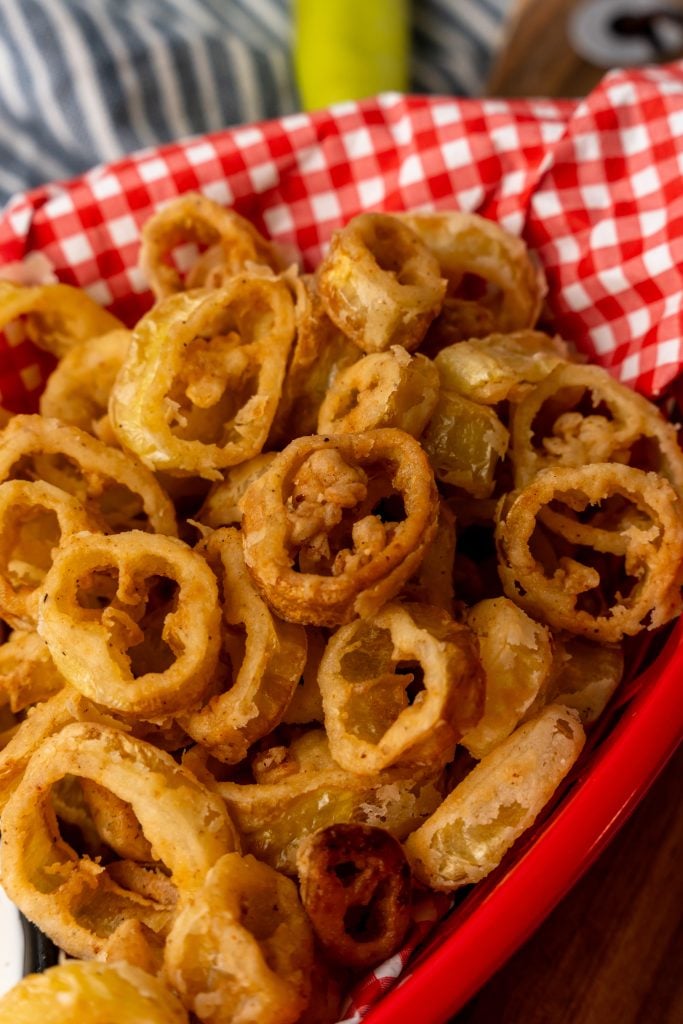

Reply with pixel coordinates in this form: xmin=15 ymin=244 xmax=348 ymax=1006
xmin=1 ymin=61 xmax=683 ymax=1022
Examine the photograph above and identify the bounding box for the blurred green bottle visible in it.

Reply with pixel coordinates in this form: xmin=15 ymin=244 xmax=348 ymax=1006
xmin=294 ymin=0 xmax=410 ymax=110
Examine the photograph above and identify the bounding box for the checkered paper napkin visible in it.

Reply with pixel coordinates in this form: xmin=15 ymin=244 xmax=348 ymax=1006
xmin=1 ymin=59 xmax=682 ymax=1022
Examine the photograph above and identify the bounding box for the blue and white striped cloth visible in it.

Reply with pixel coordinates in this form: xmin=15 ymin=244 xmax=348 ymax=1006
xmin=0 ymin=0 xmax=510 ymax=203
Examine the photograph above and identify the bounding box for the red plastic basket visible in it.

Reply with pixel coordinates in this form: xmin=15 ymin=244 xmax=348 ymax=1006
xmin=1 ymin=62 xmax=682 ymax=1024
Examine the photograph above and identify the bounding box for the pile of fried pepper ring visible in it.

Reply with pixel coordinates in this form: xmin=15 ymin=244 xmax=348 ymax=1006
xmin=0 ymin=194 xmax=682 ymax=1024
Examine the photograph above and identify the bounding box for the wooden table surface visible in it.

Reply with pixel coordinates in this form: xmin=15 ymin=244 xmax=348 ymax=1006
xmin=451 ymin=742 xmax=683 ymax=1023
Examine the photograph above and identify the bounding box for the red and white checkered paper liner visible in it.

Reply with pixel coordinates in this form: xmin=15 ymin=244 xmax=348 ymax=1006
xmin=1 ymin=60 xmax=683 ymax=1021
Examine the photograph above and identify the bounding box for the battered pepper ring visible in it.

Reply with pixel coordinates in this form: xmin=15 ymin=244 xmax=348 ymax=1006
xmin=0 ymin=280 xmax=123 ymax=358
xmin=180 ymin=528 xmax=308 ymax=764
xmin=0 ymin=688 xmax=123 ymax=813
xmin=38 ymin=531 xmax=221 ymax=718
xmin=110 ymin=275 xmax=296 ymax=479
xmin=163 ymin=852 xmax=313 ymax=1024
xmin=317 ymin=346 xmax=439 ymax=438
xmin=510 ymin=361 xmax=683 ymax=493
xmin=217 ymin=729 xmax=443 ymax=874
xmin=296 ymin=823 xmax=412 ymax=970
xmin=0 ymin=961 xmax=189 ymax=1024
xmin=496 ymin=464 xmax=683 ymax=642
xmin=0 ymin=630 xmax=64 ymax=718
xmin=0 ymin=415 xmax=177 ymax=536
xmin=139 ymin=192 xmax=289 ymax=298
xmin=0 ymin=479 xmax=104 ymax=629
xmin=0 ymin=722 xmax=239 ymax=959
xmin=319 ymin=602 xmax=484 ymax=774
xmin=400 ymin=211 xmax=546 ymax=345
xmin=318 ymin=213 xmax=446 ymax=353
xmin=404 ymin=705 xmax=585 ymax=889
xmin=268 ymin=274 xmax=359 ymax=446
xmin=39 ymin=330 xmax=131 ymax=445
xmin=241 ymin=429 xmax=440 ymax=626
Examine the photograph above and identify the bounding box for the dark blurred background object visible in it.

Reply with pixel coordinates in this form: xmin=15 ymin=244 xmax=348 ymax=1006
xmin=487 ymin=0 xmax=683 ymax=96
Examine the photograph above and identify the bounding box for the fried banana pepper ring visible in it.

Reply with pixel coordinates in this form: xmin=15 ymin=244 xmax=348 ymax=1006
xmin=434 ymin=330 xmax=570 ymax=405
xmin=39 ymin=329 xmax=131 ymax=445
xmin=180 ymin=528 xmax=307 ymax=763
xmin=422 ymin=391 xmax=509 ymax=498
xmin=296 ymin=823 xmax=412 ymax=969
xmin=164 ymin=852 xmax=313 ymax=1024
xmin=317 ymin=346 xmax=439 ymax=438
xmin=0 ymin=280 xmax=123 ymax=358
xmin=268 ymin=274 xmax=359 ymax=446
xmin=80 ymin=778 xmax=153 ymax=862
xmin=404 ymin=704 xmax=585 ymax=889
xmin=401 ymin=499 xmax=456 ymax=614
xmin=318 ymin=213 xmax=446 ymax=353
xmin=0 ymin=479 xmax=104 ymax=629
xmin=218 ymin=729 xmax=443 ymax=874
xmin=400 ymin=211 xmax=546 ymax=344
xmin=545 ymin=636 xmax=624 ymax=724
xmin=0 ymin=961 xmax=189 ymax=1024
xmin=0 ymin=630 xmax=64 ymax=716
xmin=0 ymin=414 xmax=177 ymax=535
xmin=110 ymin=276 xmax=295 ymax=479
xmin=241 ymin=429 xmax=439 ymax=627
xmin=0 ymin=687 xmax=122 ymax=812
xmin=496 ymin=464 xmax=683 ymax=642
xmin=511 ymin=362 xmax=683 ymax=494
xmin=461 ymin=597 xmax=553 ymax=759
xmin=0 ymin=722 xmax=239 ymax=958
xmin=139 ymin=192 xmax=289 ymax=298
xmin=38 ymin=531 xmax=221 ymax=717
xmin=197 ymin=453 xmax=278 ymax=529
xmin=319 ymin=602 xmax=484 ymax=773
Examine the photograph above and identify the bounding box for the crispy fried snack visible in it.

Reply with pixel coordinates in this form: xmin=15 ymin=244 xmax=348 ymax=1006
xmin=0 ymin=414 xmax=177 ymax=535
xmin=241 ymin=429 xmax=439 ymax=626
xmin=110 ymin=276 xmax=295 ymax=479
xmin=282 ymin=627 xmax=326 ymax=725
xmin=401 ymin=499 xmax=456 ymax=614
xmin=0 ymin=280 xmax=123 ymax=358
xmin=80 ymin=778 xmax=153 ymax=861
xmin=317 ymin=346 xmax=439 ymax=437
xmin=400 ymin=211 xmax=546 ymax=347
xmin=404 ymin=704 xmax=585 ymax=889
xmin=0 ymin=687 xmax=122 ymax=812
xmin=296 ymin=824 xmax=412 ymax=969
xmin=268 ymin=274 xmax=359 ymax=446
xmin=496 ymin=464 xmax=683 ymax=642
xmin=0 ymin=479 xmax=103 ymax=629
xmin=319 ymin=602 xmax=484 ymax=773
xmin=461 ymin=598 xmax=553 ymax=759
xmin=38 ymin=531 xmax=221 ymax=717
xmin=422 ymin=391 xmax=509 ymax=498
xmin=0 ymin=961 xmax=189 ymax=1024
xmin=180 ymin=528 xmax=307 ymax=763
xmin=511 ymin=362 xmax=683 ymax=499
xmin=318 ymin=213 xmax=446 ymax=353
xmin=39 ymin=330 xmax=131 ymax=445
xmin=197 ymin=453 xmax=278 ymax=529
xmin=139 ymin=192 xmax=289 ymax=298
xmin=164 ymin=852 xmax=313 ymax=1024
xmin=0 ymin=722 xmax=238 ymax=958
xmin=0 ymin=630 xmax=64 ymax=714
xmin=545 ymin=636 xmax=624 ymax=724
xmin=218 ymin=729 xmax=443 ymax=874
xmin=434 ymin=330 xmax=569 ymax=405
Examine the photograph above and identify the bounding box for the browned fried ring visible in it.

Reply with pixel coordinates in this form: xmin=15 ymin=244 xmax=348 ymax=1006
xmin=296 ymin=823 xmax=412 ymax=970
